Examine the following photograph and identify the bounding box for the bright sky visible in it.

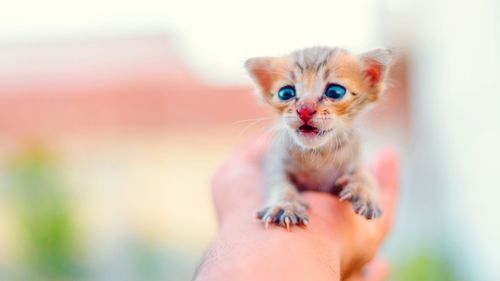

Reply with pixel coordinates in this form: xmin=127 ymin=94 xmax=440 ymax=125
xmin=0 ymin=0 xmax=383 ymax=83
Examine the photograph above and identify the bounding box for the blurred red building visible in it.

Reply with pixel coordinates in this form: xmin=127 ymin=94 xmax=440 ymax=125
xmin=0 ymin=34 xmax=269 ymax=137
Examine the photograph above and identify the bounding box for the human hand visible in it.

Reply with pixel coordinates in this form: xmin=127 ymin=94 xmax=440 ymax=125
xmin=199 ymin=136 xmax=399 ymax=281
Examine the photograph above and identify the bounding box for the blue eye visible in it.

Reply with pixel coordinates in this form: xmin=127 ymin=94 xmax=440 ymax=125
xmin=277 ymin=86 xmax=296 ymax=101
xmin=324 ymin=84 xmax=346 ymax=99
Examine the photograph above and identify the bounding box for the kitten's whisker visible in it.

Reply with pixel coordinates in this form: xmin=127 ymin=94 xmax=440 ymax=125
xmin=266 ymin=124 xmax=286 ymax=147
xmin=236 ymin=118 xmax=272 ymax=137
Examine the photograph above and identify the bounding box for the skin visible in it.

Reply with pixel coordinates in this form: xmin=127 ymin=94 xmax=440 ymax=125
xmin=194 ymin=137 xmax=399 ymax=281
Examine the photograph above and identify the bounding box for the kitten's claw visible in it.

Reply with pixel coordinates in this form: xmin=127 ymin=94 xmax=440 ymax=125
xmin=284 ymin=217 xmax=291 ymax=232
xmin=302 ymin=218 xmax=309 ymax=229
xmin=356 ymin=205 xmax=367 ymax=217
xmin=256 ymin=209 xmax=267 ymax=219
xmin=257 ymin=200 xmax=309 ymax=231
xmin=264 ymin=217 xmax=272 ymax=229
xmin=339 ymin=190 xmax=353 ymax=201
xmin=338 ymin=179 xmax=382 ymax=220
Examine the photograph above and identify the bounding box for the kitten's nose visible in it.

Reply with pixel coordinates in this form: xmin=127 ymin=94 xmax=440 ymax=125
xmin=297 ymin=106 xmax=317 ymax=122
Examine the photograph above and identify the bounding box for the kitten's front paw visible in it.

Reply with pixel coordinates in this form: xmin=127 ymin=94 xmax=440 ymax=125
xmin=336 ymin=175 xmax=382 ymax=220
xmin=256 ymin=200 xmax=309 ymax=231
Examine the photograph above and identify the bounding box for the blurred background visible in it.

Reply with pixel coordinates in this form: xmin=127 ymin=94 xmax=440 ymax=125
xmin=0 ymin=0 xmax=499 ymax=280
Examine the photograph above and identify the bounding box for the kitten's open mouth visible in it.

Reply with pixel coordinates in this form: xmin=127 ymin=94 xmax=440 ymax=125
xmin=298 ymin=124 xmax=319 ymax=134
xmin=297 ymin=125 xmax=333 ymax=136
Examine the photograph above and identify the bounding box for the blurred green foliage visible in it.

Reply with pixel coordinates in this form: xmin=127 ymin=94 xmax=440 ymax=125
xmin=5 ymin=145 xmax=83 ymax=280
xmin=392 ymin=248 xmax=457 ymax=281
xmin=2 ymin=145 xmax=195 ymax=281
xmin=1 ymin=145 xmax=460 ymax=281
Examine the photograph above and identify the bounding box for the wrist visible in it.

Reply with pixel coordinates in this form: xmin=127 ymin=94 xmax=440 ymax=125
xmin=198 ymin=209 xmax=341 ymax=281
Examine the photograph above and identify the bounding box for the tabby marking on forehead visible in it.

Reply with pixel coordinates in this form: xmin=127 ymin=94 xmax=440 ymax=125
xmin=244 ymin=46 xmax=393 ymax=229
xmin=245 ymin=46 xmax=392 ymax=149
xmin=292 ymin=47 xmax=340 ymax=72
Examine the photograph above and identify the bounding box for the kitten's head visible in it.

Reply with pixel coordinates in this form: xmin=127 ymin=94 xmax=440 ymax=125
xmin=245 ymin=46 xmax=392 ymax=149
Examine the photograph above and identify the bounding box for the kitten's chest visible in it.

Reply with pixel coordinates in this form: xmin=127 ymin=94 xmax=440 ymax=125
xmin=286 ymin=145 xmax=353 ymax=193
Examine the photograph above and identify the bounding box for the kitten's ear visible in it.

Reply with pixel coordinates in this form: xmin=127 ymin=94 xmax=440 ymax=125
xmin=245 ymin=56 xmax=278 ymax=92
xmin=359 ymin=48 xmax=393 ymax=89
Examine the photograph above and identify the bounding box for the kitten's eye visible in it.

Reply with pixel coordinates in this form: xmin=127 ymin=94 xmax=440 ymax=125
xmin=324 ymin=84 xmax=346 ymax=100
xmin=277 ymin=86 xmax=296 ymax=101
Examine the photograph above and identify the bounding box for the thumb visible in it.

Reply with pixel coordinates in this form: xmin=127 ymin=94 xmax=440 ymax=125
xmin=375 ymin=149 xmax=400 ymax=237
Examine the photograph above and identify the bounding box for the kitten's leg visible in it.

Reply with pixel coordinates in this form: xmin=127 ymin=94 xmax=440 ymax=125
xmin=256 ymin=150 xmax=308 ymax=230
xmin=336 ymin=168 xmax=382 ymax=220
xmin=256 ymin=181 xmax=309 ymax=231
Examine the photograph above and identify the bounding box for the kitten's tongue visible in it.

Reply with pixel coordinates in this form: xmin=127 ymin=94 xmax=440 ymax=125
xmin=299 ymin=124 xmax=319 ymax=135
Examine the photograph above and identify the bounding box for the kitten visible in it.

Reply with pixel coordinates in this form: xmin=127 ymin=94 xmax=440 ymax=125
xmin=245 ymin=46 xmax=392 ymax=230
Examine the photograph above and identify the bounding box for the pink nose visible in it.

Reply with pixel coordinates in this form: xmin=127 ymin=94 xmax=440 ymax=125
xmin=297 ymin=106 xmax=317 ymax=121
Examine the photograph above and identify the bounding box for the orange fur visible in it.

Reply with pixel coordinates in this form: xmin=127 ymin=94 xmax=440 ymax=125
xmin=246 ymin=47 xmax=390 ymax=132
xmin=246 ymin=46 xmax=392 ymax=231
